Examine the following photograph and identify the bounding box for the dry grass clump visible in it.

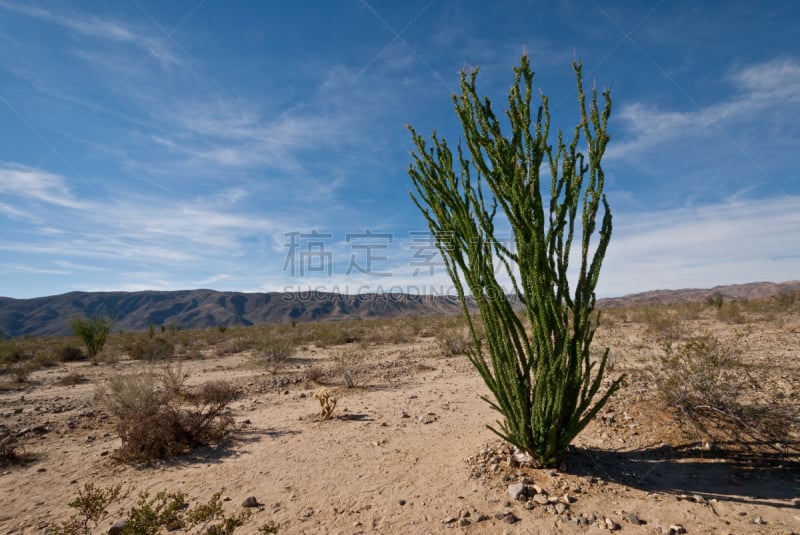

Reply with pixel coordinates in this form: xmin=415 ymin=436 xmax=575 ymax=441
xmin=96 ymin=365 xmax=237 ymax=461
xmin=432 ymin=320 xmax=471 ymax=358
xmin=305 ymin=364 xmax=324 ymax=383
xmin=129 ymin=336 xmax=175 ymax=360
xmin=55 ymin=371 xmax=89 ymax=386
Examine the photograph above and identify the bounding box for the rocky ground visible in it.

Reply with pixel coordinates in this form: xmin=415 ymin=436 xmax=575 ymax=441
xmin=1 ymin=304 xmax=799 ymax=534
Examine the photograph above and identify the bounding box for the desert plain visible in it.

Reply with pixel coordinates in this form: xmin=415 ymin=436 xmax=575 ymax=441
xmin=1 ymin=293 xmax=799 ymax=534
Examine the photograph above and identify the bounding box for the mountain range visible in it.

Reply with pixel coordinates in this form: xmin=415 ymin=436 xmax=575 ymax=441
xmin=1 ymin=281 xmax=798 ymax=338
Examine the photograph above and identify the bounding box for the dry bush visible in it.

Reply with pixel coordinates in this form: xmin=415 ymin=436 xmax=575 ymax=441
xmin=332 ymin=348 xmax=366 ymax=388
xmin=650 ymin=333 xmax=760 ymax=438
xmin=54 ymin=344 xmax=86 ymax=362
xmin=215 ymin=335 xmax=257 ymax=356
xmin=129 ymin=336 xmax=175 ymax=360
xmin=640 ymin=307 xmax=684 ymax=343
xmin=433 ymin=322 xmax=471 ymax=357
xmin=305 ymin=364 xmax=324 ymax=383
xmin=0 ymin=431 xmax=20 ymax=467
xmin=97 ymin=366 xmax=236 ymax=461
xmin=304 ymin=321 xmax=363 ymax=348
xmin=257 ymin=335 xmax=296 ymax=374
xmin=55 ymin=371 xmax=89 ymax=386
xmin=717 ymin=301 xmax=745 ymax=324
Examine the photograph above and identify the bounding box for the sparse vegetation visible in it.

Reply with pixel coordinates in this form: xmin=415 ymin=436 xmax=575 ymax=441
xmin=332 ymin=348 xmax=366 ymax=388
xmin=54 ymin=343 xmax=86 ymax=362
xmin=408 ymin=55 xmax=622 ymax=467
xmin=50 ymin=484 xmax=258 ymax=535
xmin=96 ymin=365 xmax=236 ymax=461
xmin=652 ymin=334 xmax=753 ymax=426
xmin=258 ymin=334 xmax=295 ymax=374
xmin=129 ymin=336 xmax=175 ymax=360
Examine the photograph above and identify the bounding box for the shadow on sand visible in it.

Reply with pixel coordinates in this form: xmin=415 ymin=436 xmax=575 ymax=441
xmin=567 ymin=441 xmax=800 ymax=507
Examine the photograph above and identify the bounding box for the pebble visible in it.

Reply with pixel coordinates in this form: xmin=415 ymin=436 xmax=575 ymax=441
xmin=532 ymin=494 xmax=549 ymax=505
xmin=605 ymin=517 xmax=620 ymax=530
xmin=622 ymin=511 xmax=643 ymax=525
xmin=507 ymin=483 xmax=529 ymax=501
xmin=108 ymin=518 xmax=127 ymax=535
xmin=668 ymin=524 xmax=686 ymax=534
xmin=241 ymin=496 xmax=260 ymax=507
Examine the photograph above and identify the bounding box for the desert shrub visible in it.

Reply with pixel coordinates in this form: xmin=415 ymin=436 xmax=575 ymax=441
xmin=48 ymin=483 xmax=123 ymax=535
xmin=305 ymin=364 xmax=324 ymax=383
xmin=0 ymin=431 xmax=20 ymax=467
xmin=332 ymin=348 xmax=366 ymax=388
xmin=640 ymin=307 xmax=684 ymax=343
xmin=55 ymin=371 xmax=89 ymax=386
xmin=774 ymin=290 xmax=798 ymax=309
xmin=54 ymin=344 xmax=86 ymax=362
xmin=0 ymin=344 xmax=26 ymax=365
xmin=51 ymin=485 xmax=255 ymax=535
xmin=129 ymin=336 xmax=175 ymax=360
xmin=433 ymin=323 xmax=470 ymax=358
xmin=216 ymin=334 xmax=257 ymax=356
xmin=70 ymin=315 xmax=113 ymax=361
xmin=97 ymin=366 xmax=236 ymax=461
xmin=651 ymin=333 xmax=756 ymax=433
xmin=706 ymin=293 xmax=724 ymax=308
xmin=307 ymin=322 xmax=362 ymax=348
xmin=408 ymin=55 xmax=622 ymax=467
xmin=717 ymin=301 xmax=744 ymax=324
xmin=257 ymin=335 xmax=295 ymax=374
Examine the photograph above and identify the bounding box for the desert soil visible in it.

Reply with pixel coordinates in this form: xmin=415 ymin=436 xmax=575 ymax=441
xmin=1 ymin=309 xmax=799 ymax=534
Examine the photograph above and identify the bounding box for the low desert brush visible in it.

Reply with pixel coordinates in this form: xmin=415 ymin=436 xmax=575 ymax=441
xmin=50 ymin=484 xmax=257 ymax=535
xmin=651 ymin=333 xmax=756 ymax=435
xmin=332 ymin=348 xmax=366 ymax=388
xmin=96 ymin=365 xmax=237 ymax=461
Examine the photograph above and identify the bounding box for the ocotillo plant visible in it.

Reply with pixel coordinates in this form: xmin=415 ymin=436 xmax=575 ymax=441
xmin=408 ymin=55 xmax=623 ymax=468
xmin=70 ymin=315 xmax=113 ymax=361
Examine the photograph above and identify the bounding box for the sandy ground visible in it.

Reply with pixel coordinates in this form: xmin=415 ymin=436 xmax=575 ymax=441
xmin=1 ymin=310 xmax=799 ymax=534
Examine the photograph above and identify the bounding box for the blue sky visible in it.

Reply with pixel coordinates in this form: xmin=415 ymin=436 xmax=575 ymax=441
xmin=1 ymin=0 xmax=798 ymax=300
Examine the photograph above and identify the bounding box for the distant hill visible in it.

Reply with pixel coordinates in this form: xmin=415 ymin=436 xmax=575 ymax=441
xmin=597 ymin=280 xmax=800 ymax=308
xmin=0 ymin=290 xmax=466 ymax=338
xmin=1 ymin=281 xmax=798 ymax=338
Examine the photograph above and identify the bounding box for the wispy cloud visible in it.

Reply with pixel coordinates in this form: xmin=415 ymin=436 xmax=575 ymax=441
xmin=0 ymin=163 xmax=86 ymax=209
xmin=0 ymin=0 xmax=177 ymax=65
xmin=600 ymin=196 xmax=800 ymax=296
xmin=608 ymin=58 xmax=800 ymax=159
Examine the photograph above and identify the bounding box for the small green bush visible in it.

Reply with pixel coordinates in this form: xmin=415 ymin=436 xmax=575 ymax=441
xmin=50 ymin=485 xmax=258 ymax=535
xmin=71 ymin=315 xmax=113 ymax=361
